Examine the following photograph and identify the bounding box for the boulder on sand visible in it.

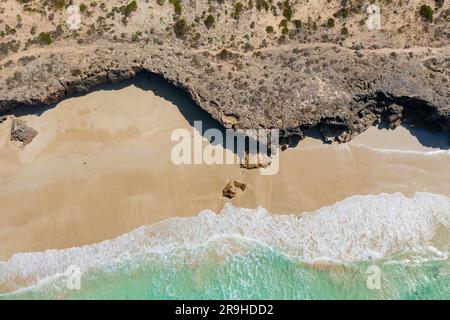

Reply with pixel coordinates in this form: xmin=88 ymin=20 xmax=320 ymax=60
xmin=222 ymin=180 xmax=247 ymax=199
xmin=222 ymin=181 xmax=237 ymax=199
xmin=10 ymin=118 xmax=38 ymax=146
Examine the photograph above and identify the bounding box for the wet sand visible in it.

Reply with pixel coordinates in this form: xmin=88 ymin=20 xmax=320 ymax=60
xmin=1 ymin=74 xmax=449 ymax=260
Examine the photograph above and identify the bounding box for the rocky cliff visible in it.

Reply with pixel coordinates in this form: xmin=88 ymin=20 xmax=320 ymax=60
xmin=0 ymin=0 xmax=449 ymax=142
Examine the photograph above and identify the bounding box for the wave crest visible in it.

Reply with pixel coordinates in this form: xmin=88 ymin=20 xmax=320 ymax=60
xmin=1 ymin=192 xmax=449 ymax=293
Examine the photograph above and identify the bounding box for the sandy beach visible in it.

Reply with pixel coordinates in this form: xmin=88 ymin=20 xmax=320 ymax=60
xmin=1 ymin=74 xmax=449 ymax=260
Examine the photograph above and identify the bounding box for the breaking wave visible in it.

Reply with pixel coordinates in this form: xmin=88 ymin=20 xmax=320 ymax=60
xmin=1 ymin=192 xmax=449 ymax=297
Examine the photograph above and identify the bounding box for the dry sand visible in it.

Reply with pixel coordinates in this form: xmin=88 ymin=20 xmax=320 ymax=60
xmin=1 ymin=75 xmax=449 ymax=260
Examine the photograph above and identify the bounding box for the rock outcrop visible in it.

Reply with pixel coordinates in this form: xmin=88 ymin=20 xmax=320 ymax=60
xmin=240 ymin=152 xmax=272 ymax=170
xmin=10 ymin=118 xmax=38 ymax=146
xmin=0 ymin=0 xmax=449 ymax=144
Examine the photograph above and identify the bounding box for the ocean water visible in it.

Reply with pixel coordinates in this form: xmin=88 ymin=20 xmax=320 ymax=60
xmin=1 ymin=193 xmax=449 ymax=300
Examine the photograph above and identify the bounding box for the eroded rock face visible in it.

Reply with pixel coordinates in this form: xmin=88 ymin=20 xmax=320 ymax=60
xmin=10 ymin=119 xmax=38 ymax=146
xmin=240 ymin=152 xmax=272 ymax=170
xmin=0 ymin=0 xmax=449 ymax=144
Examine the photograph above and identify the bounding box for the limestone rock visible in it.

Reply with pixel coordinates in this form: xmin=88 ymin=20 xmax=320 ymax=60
xmin=10 ymin=119 xmax=38 ymax=146
xmin=222 ymin=180 xmax=248 ymax=198
xmin=222 ymin=182 xmax=237 ymax=199
xmin=240 ymin=153 xmax=272 ymax=170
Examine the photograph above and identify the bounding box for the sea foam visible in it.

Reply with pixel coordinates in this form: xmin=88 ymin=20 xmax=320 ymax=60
xmin=350 ymin=143 xmax=450 ymax=156
xmin=1 ymin=192 xmax=449 ymax=293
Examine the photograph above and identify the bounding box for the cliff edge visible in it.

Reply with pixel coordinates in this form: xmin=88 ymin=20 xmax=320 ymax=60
xmin=0 ymin=0 xmax=449 ymax=142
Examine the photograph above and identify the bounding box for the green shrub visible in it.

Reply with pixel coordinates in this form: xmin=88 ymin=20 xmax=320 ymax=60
xmin=333 ymin=8 xmax=349 ymax=18
xmin=121 ymin=1 xmax=137 ymax=16
xmin=37 ymin=32 xmax=52 ymax=45
xmin=283 ymin=7 xmax=292 ymax=21
xmin=54 ymin=0 xmax=65 ymax=10
xmin=232 ymin=2 xmax=243 ymax=19
xmin=419 ymin=5 xmax=434 ymax=22
xmin=293 ymin=19 xmax=302 ymax=29
xmin=79 ymin=3 xmax=88 ymax=13
xmin=265 ymin=25 xmax=274 ymax=33
xmin=217 ymin=48 xmax=233 ymax=60
xmin=169 ymin=0 xmax=182 ymax=15
xmin=204 ymin=14 xmax=215 ymax=29
xmin=256 ymin=0 xmax=269 ymax=11
xmin=279 ymin=19 xmax=288 ymax=27
xmin=327 ymin=18 xmax=335 ymax=28
xmin=173 ymin=19 xmax=188 ymax=38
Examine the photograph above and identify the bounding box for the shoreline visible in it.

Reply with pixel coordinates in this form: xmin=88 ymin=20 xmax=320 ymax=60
xmin=1 ymin=191 xmax=449 ymax=296
xmin=1 ymin=76 xmax=449 ymax=261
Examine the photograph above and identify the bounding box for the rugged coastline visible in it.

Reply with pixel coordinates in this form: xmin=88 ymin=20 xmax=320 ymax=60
xmin=0 ymin=0 xmax=449 ymax=144
xmin=1 ymin=0 xmax=450 ymax=301
xmin=0 ymin=74 xmax=449 ymax=261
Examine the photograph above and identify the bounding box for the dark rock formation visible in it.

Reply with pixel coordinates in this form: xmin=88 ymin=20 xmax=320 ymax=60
xmin=222 ymin=181 xmax=248 ymax=198
xmin=234 ymin=181 xmax=247 ymax=192
xmin=0 ymin=0 xmax=449 ymax=145
xmin=1 ymin=45 xmax=448 ymax=146
xmin=222 ymin=182 xmax=237 ymax=199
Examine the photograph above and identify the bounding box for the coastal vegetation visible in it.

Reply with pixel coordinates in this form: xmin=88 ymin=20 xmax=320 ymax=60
xmin=169 ymin=0 xmax=182 ymax=15
xmin=419 ymin=4 xmax=434 ymax=22
xmin=293 ymin=19 xmax=302 ymax=30
xmin=282 ymin=0 xmax=293 ymax=21
xmin=121 ymin=1 xmax=138 ymax=17
xmin=173 ymin=18 xmax=188 ymax=38
xmin=79 ymin=3 xmax=88 ymax=13
xmin=5 ymin=0 xmax=448 ymax=51
xmin=327 ymin=18 xmax=335 ymax=28
xmin=204 ymin=14 xmax=215 ymax=29
xmin=2 ymin=0 xmax=448 ymax=96
xmin=36 ymin=32 xmax=52 ymax=45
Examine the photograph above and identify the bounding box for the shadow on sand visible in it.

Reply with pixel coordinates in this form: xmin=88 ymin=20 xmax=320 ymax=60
xmin=8 ymin=71 xmax=267 ymax=157
xmin=376 ymin=122 xmax=450 ymax=150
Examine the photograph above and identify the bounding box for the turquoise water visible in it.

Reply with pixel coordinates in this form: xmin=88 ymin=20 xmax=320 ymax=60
xmin=3 ymin=244 xmax=449 ymax=300
xmin=1 ymin=193 xmax=449 ymax=300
